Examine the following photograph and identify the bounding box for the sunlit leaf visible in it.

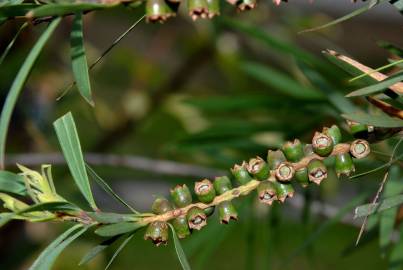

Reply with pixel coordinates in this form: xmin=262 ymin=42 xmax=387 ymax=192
xmin=53 ymin=112 xmax=97 ymax=210
xmin=342 ymin=111 xmax=403 ymax=127
xmin=0 ymin=17 xmax=61 ymax=169
xmin=70 ymin=12 xmax=94 ymax=106
xmin=30 ymin=224 xmax=88 ymax=270
xmin=0 ymin=170 xmax=26 ymax=196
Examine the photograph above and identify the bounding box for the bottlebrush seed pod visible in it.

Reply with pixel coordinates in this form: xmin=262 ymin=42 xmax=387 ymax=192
xmin=231 ymin=162 xmax=252 ymax=185
xmin=273 ymin=181 xmax=294 ymax=203
xmin=218 ymin=201 xmax=238 ymax=224
xmin=170 ymin=184 xmax=192 ymax=208
xmin=237 ymin=0 xmax=257 ymax=11
xmin=214 ymin=176 xmax=232 ymax=195
xmin=144 ymin=221 xmax=169 ymax=246
xmin=194 ymin=179 xmax=216 ymax=203
xmin=350 ymin=139 xmax=370 ymax=159
xmin=282 ymin=139 xmax=304 ymax=162
xmin=323 ymin=125 xmax=342 ymax=145
xmin=206 ymin=0 xmax=220 ymax=18
xmin=307 ymin=159 xmax=328 ymax=185
xmin=172 ymin=216 xmax=191 ymax=239
xmin=152 ymin=197 xmax=173 ymax=214
xmin=295 ymin=168 xmax=309 ymax=188
xmin=347 ymin=120 xmax=368 ymax=136
xmin=312 ymin=132 xmax=334 ymax=157
xmin=275 ymin=162 xmax=295 ymax=182
xmin=204 ymin=206 xmax=215 ymax=217
xmin=267 ymin=150 xmax=286 ymax=170
xmin=188 ymin=0 xmax=209 ymax=20
xmin=187 ymin=207 xmax=207 ymax=230
xmin=247 ymin=156 xmax=270 ymax=180
xmin=335 ymin=153 xmax=355 ymax=177
xmin=146 ymin=0 xmax=175 ymax=23
xmin=257 ymin=181 xmax=277 ymax=205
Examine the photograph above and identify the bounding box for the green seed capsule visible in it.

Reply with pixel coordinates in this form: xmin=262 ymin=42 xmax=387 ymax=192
xmin=213 ymin=176 xmax=232 ymax=195
xmin=204 ymin=206 xmax=215 ymax=217
xmin=231 ymin=162 xmax=253 ymax=185
xmin=151 ymin=197 xmax=173 ymax=214
xmin=187 ymin=207 xmax=207 ymax=230
xmin=350 ymin=139 xmax=370 ymax=159
xmin=307 ymin=159 xmax=328 ymax=185
xmin=257 ymin=181 xmax=277 ymax=205
xmin=194 ymin=179 xmax=216 ymax=203
xmin=247 ymin=157 xmax=270 ymax=180
xmin=282 ymin=139 xmax=304 ymax=162
xmin=146 ymin=0 xmax=175 ymax=23
xmin=170 ymin=184 xmax=192 ymax=208
xmin=273 ymin=181 xmax=294 ymax=203
xmin=172 ymin=216 xmax=191 ymax=239
xmin=312 ymin=132 xmax=334 ymax=157
xmin=144 ymin=221 xmax=169 ymax=246
xmin=295 ymin=168 xmax=309 ymax=188
xmin=267 ymin=150 xmax=286 ymax=170
xmin=188 ymin=0 xmax=209 ymax=20
xmin=335 ymin=153 xmax=355 ymax=177
xmin=347 ymin=120 xmax=368 ymax=136
xmin=323 ymin=125 xmax=342 ymax=145
xmin=206 ymin=0 xmax=220 ymax=18
xmin=275 ymin=162 xmax=295 ymax=182
xmin=237 ymin=0 xmax=256 ymax=11
xmin=218 ymin=201 xmax=238 ymax=224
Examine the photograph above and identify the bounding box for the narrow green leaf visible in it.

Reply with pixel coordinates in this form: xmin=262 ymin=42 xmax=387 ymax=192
xmin=0 ymin=170 xmax=26 ymax=195
xmin=355 ymin=194 xmax=403 ymax=218
xmin=70 ymin=13 xmax=94 ymax=106
xmin=0 ymin=22 xmax=28 ymax=66
xmin=86 ymin=164 xmax=139 ymax=214
xmin=168 ymin=224 xmax=192 ymax=270
xmin=79 ymin=235 xmax=121 ymax=266
xmin=94 ymin=222 xmax=145 ymax=237
xmin=346 ymin=72 xmax=403 ymax=97
xmin=0 ymin=4 xmax=39 ymax=22
xmin=380 ymin=166 xmax=403 ymax=252
xmin=18 ymin=201 xmax=78 ymax=214
xmin=299 ymin=0 xmax=387 ymax=33
xmin=0 ymin=212 xmax=14 ymax=227
xmin=30 ymin=224 xmax=88 ymax=270
xmin=104 ymin=234 xmax=134 ymax=270
xmin=86 ymin=212 xmax=137 ymax=224
xmin=27 ymin=3 xmax=111 ymax=18
xmin=0 ymin=17 xmax=61 ymax=169
xmin=53 ymin=112 xmax=97 ymax=210
xmin=342 ymin=111 xmax=403 ymax=127
xmin=242 ymin=62 xmax=324 ymax=100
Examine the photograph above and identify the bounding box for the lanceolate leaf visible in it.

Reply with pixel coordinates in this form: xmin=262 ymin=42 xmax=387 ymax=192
xmin=95 ymin=222 xmax=145 ymax=237
xmin=355 ymin=194 xmax=403 ymax=218
xmin=79 ymin=235 xmax=121 ymax=266
xmin=346 ymin=72 xmax=403 ymax=97
xmin=342 ymin=111 xmax=403 ymax=128
xmin=105 ymin=234 xmax=135 ymax=270
xmin=0 ymin=17 xmax=61 ymax=169
xmin=70 ymin=12 xmax=94 ymax=106
xmin=27 ymin=3 xmax=112 ymax=18
xmin=0 ymin=170 xmax=26 ymax=196
xmin=30 ymin=224 xmax=88 ymax=270
xmin=299 ymin=0 xmax=387 ymax=33
xmin=53 ymin=112 xmax=97 ymax=210
xmin=169 ymin=224 xmax=192 ymax=270
xmin=86 ymin=164 xmax=139 ymax=213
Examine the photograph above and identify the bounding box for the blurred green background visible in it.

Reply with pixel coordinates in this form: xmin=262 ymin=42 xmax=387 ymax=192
xmin=0 ymin=1 xmax=402 ymax=269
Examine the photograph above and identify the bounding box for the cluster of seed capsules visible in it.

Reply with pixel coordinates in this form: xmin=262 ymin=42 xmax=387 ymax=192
xmin=145 ymin=0 xmax=258 ymax=22
xmin=144 ymin=124 xmax=371 ymax=245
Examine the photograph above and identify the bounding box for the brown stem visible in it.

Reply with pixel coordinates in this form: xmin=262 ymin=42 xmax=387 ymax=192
xmin=140 ymin=142 xmax=352 ymax=224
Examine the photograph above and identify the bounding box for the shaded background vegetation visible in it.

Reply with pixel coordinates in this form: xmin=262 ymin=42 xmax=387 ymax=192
xmin=0 ymin=1 xmax=402 ymax=269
